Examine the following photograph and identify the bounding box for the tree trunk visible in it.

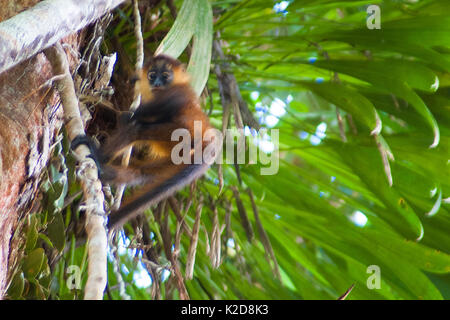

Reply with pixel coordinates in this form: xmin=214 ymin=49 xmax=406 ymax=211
xmin=0 ymin=1 xmax=83 ymax=299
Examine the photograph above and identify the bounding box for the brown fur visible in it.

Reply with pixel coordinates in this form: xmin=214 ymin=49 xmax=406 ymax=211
xmin=96 ymin=55 xmax=214 ymax=229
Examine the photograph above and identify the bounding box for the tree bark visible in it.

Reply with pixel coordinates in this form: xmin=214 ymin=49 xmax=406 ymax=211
xmin=0 ymin=41 xmax=68 ymax=300
xmin=0 ymin=0 xmax=121 ymax=299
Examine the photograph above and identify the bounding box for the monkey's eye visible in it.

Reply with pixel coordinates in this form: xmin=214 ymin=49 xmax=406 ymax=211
xmin=161 ymin=72 xmax=171 ymax=80
xmin=148 ymin=72 xmax=156 ymax=81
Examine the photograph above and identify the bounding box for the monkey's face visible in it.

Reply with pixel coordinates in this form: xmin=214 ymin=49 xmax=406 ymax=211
xmin=147 ymin=60 xmax=174 ymax=89
xmin=145 ymin=55 xmax=190 ymax=90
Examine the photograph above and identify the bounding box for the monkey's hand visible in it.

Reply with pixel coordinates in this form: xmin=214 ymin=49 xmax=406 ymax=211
xmin=71 ymin=135 xmax=97 ymax=154
xmin=71 ymin=134 xmax=124 ymax=184
xmin=71 ymin=134 xmax=105 ymax=176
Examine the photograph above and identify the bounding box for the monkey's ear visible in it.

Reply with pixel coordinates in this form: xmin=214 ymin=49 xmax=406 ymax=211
xmin=180 ymin=63 xmax=187 ymax=73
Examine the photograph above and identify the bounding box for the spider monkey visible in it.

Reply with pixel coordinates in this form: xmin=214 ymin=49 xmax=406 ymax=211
xmin=72 ymin=54 xmax=217 ymax=230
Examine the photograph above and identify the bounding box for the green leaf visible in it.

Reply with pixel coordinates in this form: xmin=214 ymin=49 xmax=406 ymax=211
xmin=47 ymin=212 xmax=66 ymax=252
xmin=155 ymin=0 xmax=198 ymax=58
xmin=187 ymin=0 xmax=213 ymax=96
xmin=313 ymin=59 xmax=440 ymax=147
xmin=318 ymin=16 xmax=450 ymax=71
xmin=328 ymin=140 xmax=424 ymax=240
xmin=299 ymin=80 xmax=381 ymax=135
xmin=155 ymin=0 xmax=212 ymax=96
xmin=23 ymin=248 xmax=45 ymax=280
xmin=7 ymin=272 xmax=25 ymax=299
xmin=25 ymin=215 xmax=39 ymax=252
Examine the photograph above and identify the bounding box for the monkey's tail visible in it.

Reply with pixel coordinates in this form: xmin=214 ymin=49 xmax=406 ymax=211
xmin=107 ymin=163 xmax=210 ymax=230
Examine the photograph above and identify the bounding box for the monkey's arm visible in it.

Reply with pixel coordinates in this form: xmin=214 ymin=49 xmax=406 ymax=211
xmin=72 ymin=120 xmax=184 ymax=183
xmin=132 ymin=85 xmax=190 ymax=122
xmin=71 ymin=86 xmax=190 ymax=163
xmin=97 ymin=121 xmax=184 ymax=161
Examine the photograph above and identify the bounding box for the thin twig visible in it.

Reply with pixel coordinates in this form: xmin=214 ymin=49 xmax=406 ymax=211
xmin=185 ymin=196 xmax=203 ymax=280
xmin=231 ymin=186 xmax=254 ymax=242
xmin=168 ymin=196 xmax=192 ymax=238
xmin=337 ymin=283 xmax=355 ymax=300
xmin=374 ymin=135 xmax=393 ymax=186
xmin=110 ymin=235 xmax=131 ymax=300
xmin=247 ymin=188 xmax=281 ymax=280
xmin=335 ymin=106 xmax=347 ymax=143
xmin=160 ymin=202 xmax=189 ymax=299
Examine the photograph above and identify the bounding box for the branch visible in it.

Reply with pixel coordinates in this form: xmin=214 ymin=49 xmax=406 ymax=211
xmin=213 ymin=36 xmax=260 ymax=131
xmin=44 ymin=42 xmax=108 ymax=300
xmin=185 ymin=197 xmax=203 ymax=280
xmin=0 ymin=0 xmax=125 ymax=75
